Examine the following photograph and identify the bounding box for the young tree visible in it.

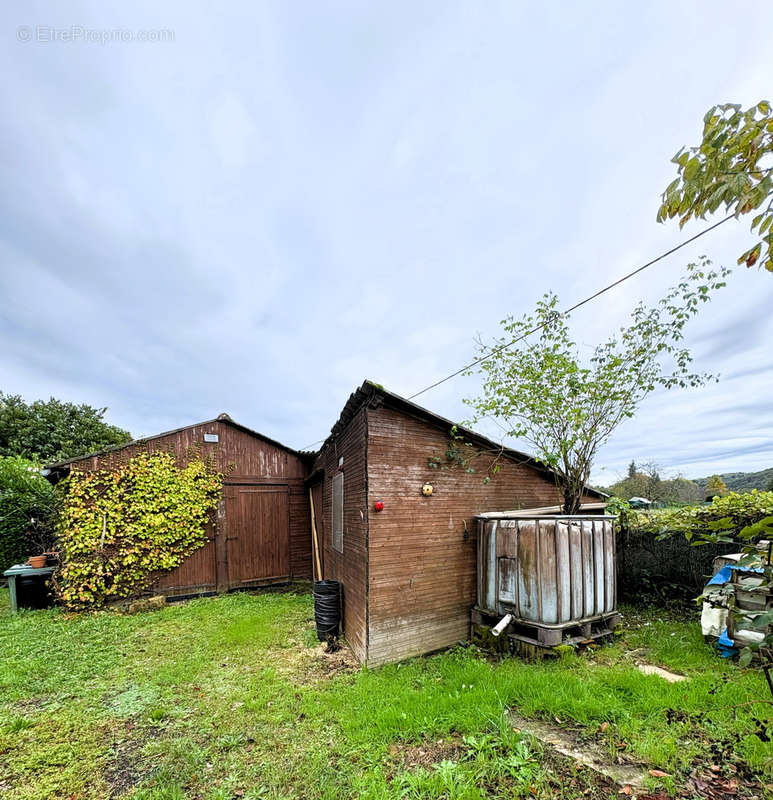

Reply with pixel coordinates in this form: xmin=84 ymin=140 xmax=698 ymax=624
xmin=607 ymin=472 xmax=648 ymax=502
xmin=658 ymin=101 xmax=773 ymax=272
xmin=663 ymin=476 xmax=703 ymax=504
xmin=638 ymin=461 xmax=664 ymax=501
xmin=607 ymin=468 xmax=702 ymax=504
xmin=705 ymin=474 xmax=729 ymax=498
xmin=610 ymin=461 xmax=662 ymax=501
xmin=465 ymin=260 xmax=728 ymax=514
xmin=0 ymin=393 xmax=131 ymax=463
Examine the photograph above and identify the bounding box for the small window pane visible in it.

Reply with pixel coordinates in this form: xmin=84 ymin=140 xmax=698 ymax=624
xmin=332 ymin=472 xmax=344 ymax=553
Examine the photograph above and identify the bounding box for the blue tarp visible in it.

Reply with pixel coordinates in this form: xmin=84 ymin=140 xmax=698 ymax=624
xmin=717 ymin=628 xmax=737 ymax=658
xmin=705 ymin=563 xmax=763 ymax=656
xmin=707 ymin=562 xmax=763 ymax=586
xmin=707 ymin=564 xmax=736 ymax=586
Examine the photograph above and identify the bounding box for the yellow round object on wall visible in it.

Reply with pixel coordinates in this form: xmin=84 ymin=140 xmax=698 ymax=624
xmin=421 ymin=483 xmax=433 ymax=497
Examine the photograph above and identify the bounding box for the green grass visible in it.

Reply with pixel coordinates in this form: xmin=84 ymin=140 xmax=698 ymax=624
xmin=0 ymin=588 xmax=770 ymax=799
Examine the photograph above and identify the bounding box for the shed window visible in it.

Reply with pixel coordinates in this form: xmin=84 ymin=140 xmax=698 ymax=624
xmin=332 ymin=472 xmax=344 ymax=553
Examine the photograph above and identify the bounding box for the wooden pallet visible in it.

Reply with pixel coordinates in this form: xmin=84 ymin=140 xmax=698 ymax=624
xmin=471 ymin=606 xmax=621 ymax=650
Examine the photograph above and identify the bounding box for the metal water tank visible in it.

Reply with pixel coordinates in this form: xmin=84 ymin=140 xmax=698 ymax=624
xmin=475 ymin=513 xmax=619 ymax=646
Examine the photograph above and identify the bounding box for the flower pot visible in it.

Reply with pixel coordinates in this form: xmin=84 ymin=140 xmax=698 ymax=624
xmin=27 ymin=555 xmax=47 ymax=568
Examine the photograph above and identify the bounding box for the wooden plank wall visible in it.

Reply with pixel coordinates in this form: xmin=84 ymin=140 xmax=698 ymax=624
xmin=366 ymin=405 xmax=597 ymax=666
xmin=67 ymin=420 xmax=312 ymax=595
xmin=217 ymin=424 xmax=311 ymax=581
xmin=313 ymin=406 xmax=369 ymax=662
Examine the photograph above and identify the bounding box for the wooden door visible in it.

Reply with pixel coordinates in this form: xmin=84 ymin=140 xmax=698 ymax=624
xmin=225 ymin=484 xmax=290 ymax=587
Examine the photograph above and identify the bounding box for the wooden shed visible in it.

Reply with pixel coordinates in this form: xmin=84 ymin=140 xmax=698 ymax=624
xmin=307 ymin=381 xmax=605 ymax=666
xmin=46 ymin=414 xmax=314 ymax=597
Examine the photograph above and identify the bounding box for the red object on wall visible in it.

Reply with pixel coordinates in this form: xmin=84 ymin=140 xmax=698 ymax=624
xmin=374 ymin=500 xmax=384 ymax=512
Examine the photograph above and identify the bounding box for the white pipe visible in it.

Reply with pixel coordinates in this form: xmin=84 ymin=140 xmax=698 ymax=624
xmin=491 ymin=613 xmax=513 ymax=637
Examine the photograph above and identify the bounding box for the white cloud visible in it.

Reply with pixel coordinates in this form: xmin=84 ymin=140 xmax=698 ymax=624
xmin=209 ymin=92 xmax=263 ymax=169
xmin=0 ymin=0 xmax=771 ymax=478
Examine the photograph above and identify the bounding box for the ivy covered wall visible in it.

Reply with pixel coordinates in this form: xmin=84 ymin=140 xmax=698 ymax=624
xmin=56 ymin=451 xmax=222 ymax=608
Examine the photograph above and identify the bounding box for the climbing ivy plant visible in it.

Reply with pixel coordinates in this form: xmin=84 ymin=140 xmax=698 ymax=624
xmin=427 ymin=425 xmax=505 ymax=484
xmin=56 ymin=451 xmax=222 ymax=609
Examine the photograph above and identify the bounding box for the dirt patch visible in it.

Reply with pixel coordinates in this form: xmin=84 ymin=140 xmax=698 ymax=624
xmin=10 ymin=697 xmax=47 ymax=715
xmin=0 ymin=758 xmax=11 ymax=796
xmin=683 ymin=761 xmax=768 ymax=800
xmin=509 ymin=710 xmax=649 ymax=790
xmin=387 ymin=735 xmax=465 ymax=772
xmin=510 ymin=711 xmax=770 ymax=799
xmin=384 ymin=733 xmax=628 ymax=798
xmin=315 ymin=643 xmax=359 ymax=677
xmin=268 ymin=626 xmax=360 ymax=685
xmin=539 ymin=747 xmax=622 ymax=798
xmin=293 ymin=640 xmax=360 ymax=683
xmin=101 ymin=719 xmax=157 ymax=797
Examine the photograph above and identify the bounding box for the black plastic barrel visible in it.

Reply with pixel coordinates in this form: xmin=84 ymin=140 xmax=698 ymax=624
xmin=313 ymin=580 xmax=341 ymax=641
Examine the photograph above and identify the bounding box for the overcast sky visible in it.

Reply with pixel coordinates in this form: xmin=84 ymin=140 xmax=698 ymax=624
xmin=1 ymin=2 xmax=772 ymax=485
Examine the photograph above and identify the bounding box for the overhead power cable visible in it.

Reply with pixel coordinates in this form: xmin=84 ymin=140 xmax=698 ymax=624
xmin=299 ymin=212 xmax=733 ymax=450
xmin=406 ymin=213 xmax=733 ymax=401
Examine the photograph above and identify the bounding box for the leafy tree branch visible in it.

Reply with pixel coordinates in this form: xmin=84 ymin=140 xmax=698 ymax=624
xmin=658 ymin=101 xmax=773 ymax=271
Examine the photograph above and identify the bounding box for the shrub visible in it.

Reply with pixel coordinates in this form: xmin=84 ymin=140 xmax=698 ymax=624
xmin=633 ymin=491 xmax=773 ymax=541
xmin=56 ymin=451 xmax=222 ymax=608
xmin=0 ymin=455 xmax=60 ymax=571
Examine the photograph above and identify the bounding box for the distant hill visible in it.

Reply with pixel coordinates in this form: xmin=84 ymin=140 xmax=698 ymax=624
xmin=694 ymin=467 xmax=773 ymax=493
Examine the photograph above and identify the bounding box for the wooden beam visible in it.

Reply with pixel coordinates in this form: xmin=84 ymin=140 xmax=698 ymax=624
xmin=309 ymin=487 xmax=322 ymax=581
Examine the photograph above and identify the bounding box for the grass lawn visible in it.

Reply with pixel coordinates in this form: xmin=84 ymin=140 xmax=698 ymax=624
xmin=0 ymin=586 xmax=771 ymax=800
